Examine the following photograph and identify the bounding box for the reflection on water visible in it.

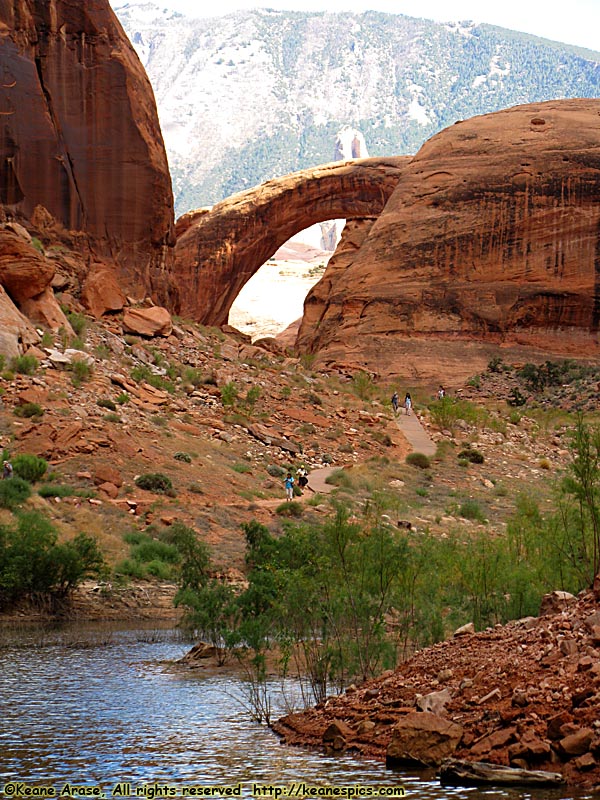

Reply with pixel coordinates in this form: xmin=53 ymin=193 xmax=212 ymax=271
xmin=0 ymin=625 xmax=590 ymax=800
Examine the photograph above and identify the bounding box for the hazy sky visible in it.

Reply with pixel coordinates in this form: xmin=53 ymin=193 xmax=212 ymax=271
xmin=126 ymin=0 xmax=600 ymax=52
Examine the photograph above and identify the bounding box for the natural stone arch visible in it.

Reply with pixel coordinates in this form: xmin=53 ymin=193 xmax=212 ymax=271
xmin=173 ymin=156 xmax=409 ymax=326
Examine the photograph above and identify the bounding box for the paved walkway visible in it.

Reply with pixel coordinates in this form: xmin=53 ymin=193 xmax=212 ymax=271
xmin=393 ymin=410 xmax=437 ymax=457
xmin=306 ymin=466 xmax=337 ymax=494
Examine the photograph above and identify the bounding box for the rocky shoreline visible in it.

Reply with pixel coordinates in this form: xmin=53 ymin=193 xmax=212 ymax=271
xmin=272 ymin=587 xmax=600 ymax=790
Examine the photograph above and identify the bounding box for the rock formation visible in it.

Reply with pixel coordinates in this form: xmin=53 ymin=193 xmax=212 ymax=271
xmin=173 ymin=157 xmax=408 ymax=326
xmin=295 ymin=99 xmax=600 ymax=378
xmin=0 ymin=0 xmax=175 ymax=303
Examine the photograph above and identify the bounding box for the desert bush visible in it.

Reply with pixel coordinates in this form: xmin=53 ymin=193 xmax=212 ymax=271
xmin=232 ymin=463 xmax=252 ymax=474
xmin=220 ymin=382 xmax=239 ymax=407
xmin=174 ymin=451 xmax=192 ymax=463
xmin=12 ymin=454 xmax=48 ymax=483
xmin=507 ymin=387 xmax=527 ymax=407
xmin=69 ymin=358 xmax=94 ymax=386
xmin=97 ymin=398 xmax=116 ymax=411
xmin=459 ymin=499 xmax=487 ymax=522
xmin=266 ymin=464 xmax=286 ymax=478
xmin=134 ymin=472 xmax=174 ymax=495
xmin=458 ymin=447 xmax=485 ymax=464
xmin=66 ymin=311 xmax=87 ymax=338
xmin=116 ymin=393 xmax=130 ymax=405
xmin=0 ymin=477 xmax=32 ymax=509
xmin=10 ymin=355 xmax=38 ymax=375
xmin=405 ymin=452 xmax=431 ymax=469
xmin=352 ymin=370 xmax=375 ymax=400
xmin=14 ymin=403 xmax=44 ymax=419
xmin=276 ymin=500 xmax=303 ymax=517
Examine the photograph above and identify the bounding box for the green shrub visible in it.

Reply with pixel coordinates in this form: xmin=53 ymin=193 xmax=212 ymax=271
xmin=459 ymin=499 xmax=487 ymax=522
xmin=266 ymin=464 xmax=286 ymax=478
xmin=12 ymin=454 xmax=48 ymax=483
xmin=134 ymin=472 xmax=174 ymax=494
xmin=65 ymin=311 xmax=87 ymax=337
xmin=68 ymin=358 xmax=94 ymax=385
xmin=276 ymin=500 xmax=303 ymax=517
xmin=0 ymin=512 xmax=104 ymax=606
xmin=97 ymin=398 xmax=117 ymax=411
xmin=10 ymin=355 xmax=38 ymax=375
xmin=103 ymin=413 xmax=122 ymax=423
xmin=458 ymin=448 xmax=485 ymax=464
xmin=116 ymin=393 xmax=130 ymax=405
xmin=220 ymin=382 xmax=239 ymax=407
xmin=406 ymin=452 xmax=431 ymax=469
xmin=507 ymin=387 xmax=527 ymax=407
xmin=352 ymin=370 xmax=374 ymax=400
xmin=0 ymin=476 xmax=32 ymax=509
xmin=14 ymin=403 xmax=44 ymax=419
xmin=487 ymin=356 xmax=505 ymax=373
xmin=174 ymin=452 xmax=192 ymax=463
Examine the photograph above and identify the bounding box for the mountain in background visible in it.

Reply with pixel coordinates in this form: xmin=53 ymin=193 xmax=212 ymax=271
xmin=114 ymin=2 xmax=600 ymax=217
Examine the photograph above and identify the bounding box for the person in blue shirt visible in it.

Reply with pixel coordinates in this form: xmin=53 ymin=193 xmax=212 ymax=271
xmin=284 ymin=472 xmax=295 ymax=501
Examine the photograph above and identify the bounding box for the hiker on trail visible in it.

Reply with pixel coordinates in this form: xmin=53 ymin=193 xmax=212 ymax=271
xmin=2 ymin=460 xmax=13 ymax=479
xmin=391 ymin=392 xmax=399 ymax=414
xmin=284 ymin=472 xmax=295 ymax=501
xmin=437 ymin=386 xmax=446 ymax=400
xmin=297 ymin=465 xmax=309 ymax=493
xmin=404 ymin=392 xmax=412 ymax=415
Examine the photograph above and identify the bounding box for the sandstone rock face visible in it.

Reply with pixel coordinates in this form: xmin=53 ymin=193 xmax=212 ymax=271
xmin=173 ymin=157 xmax=408 ymax=326
xmin=0 ymin=0 xmax=175 ymax=301
xmin=298 ymin=99 xmax=600 ymax=378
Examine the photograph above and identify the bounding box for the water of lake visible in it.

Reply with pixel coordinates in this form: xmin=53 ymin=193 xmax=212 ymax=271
xmin=0 ymin=624 xmax=589 ymax=800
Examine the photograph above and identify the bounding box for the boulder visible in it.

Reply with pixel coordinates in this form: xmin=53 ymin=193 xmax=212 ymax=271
xmin=415 ymin=688 xmax=452 ymax=715
xmin=19 ymin=286 xmax=72 ymax=333
xmin=557 ymin=728 xmax=594 ymax=758
xmin=539 ymin=590 xmax=577 ymax=616
xmin=0 ymin=229 xmax=54 ymax=302
xmin=386 ymin=711 xmax=463 ymax=767
xmin=81 ymin=267 xmax=127 ymax=318
xmin=123 ymin=307 xmax=173 ymax=338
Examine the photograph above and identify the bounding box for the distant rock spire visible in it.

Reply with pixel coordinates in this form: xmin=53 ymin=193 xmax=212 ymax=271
xmin=334 ymin=127 xmax=369 ymax=160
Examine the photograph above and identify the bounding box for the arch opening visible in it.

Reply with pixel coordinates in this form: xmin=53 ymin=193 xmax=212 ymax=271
xmin=228 ymin=220 xmax=342 ymax=341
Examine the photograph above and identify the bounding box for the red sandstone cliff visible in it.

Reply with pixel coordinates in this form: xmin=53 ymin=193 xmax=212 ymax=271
xmin=296 ymin=99 xmax=600 ymax=377
xmin=0 ymin=0 xmax=175 ymax=303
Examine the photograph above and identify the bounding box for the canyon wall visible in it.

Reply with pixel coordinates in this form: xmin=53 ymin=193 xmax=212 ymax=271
xmin=296 ymin=99 xmax=600 ymax=377
xmin=0 ymin=0 xmax=175 ymax=302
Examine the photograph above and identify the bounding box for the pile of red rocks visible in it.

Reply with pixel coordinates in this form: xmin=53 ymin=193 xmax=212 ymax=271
xmin=273 ymin=588 xmax=600 ymax=789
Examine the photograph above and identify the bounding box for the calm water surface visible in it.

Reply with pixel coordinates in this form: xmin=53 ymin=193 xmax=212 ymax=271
xmin=0 ymin=625 xmax=590 ymax=800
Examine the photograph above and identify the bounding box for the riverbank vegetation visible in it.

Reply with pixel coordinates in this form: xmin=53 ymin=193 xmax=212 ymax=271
xmin=174 ymin=414 xmax=600 ymax=713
